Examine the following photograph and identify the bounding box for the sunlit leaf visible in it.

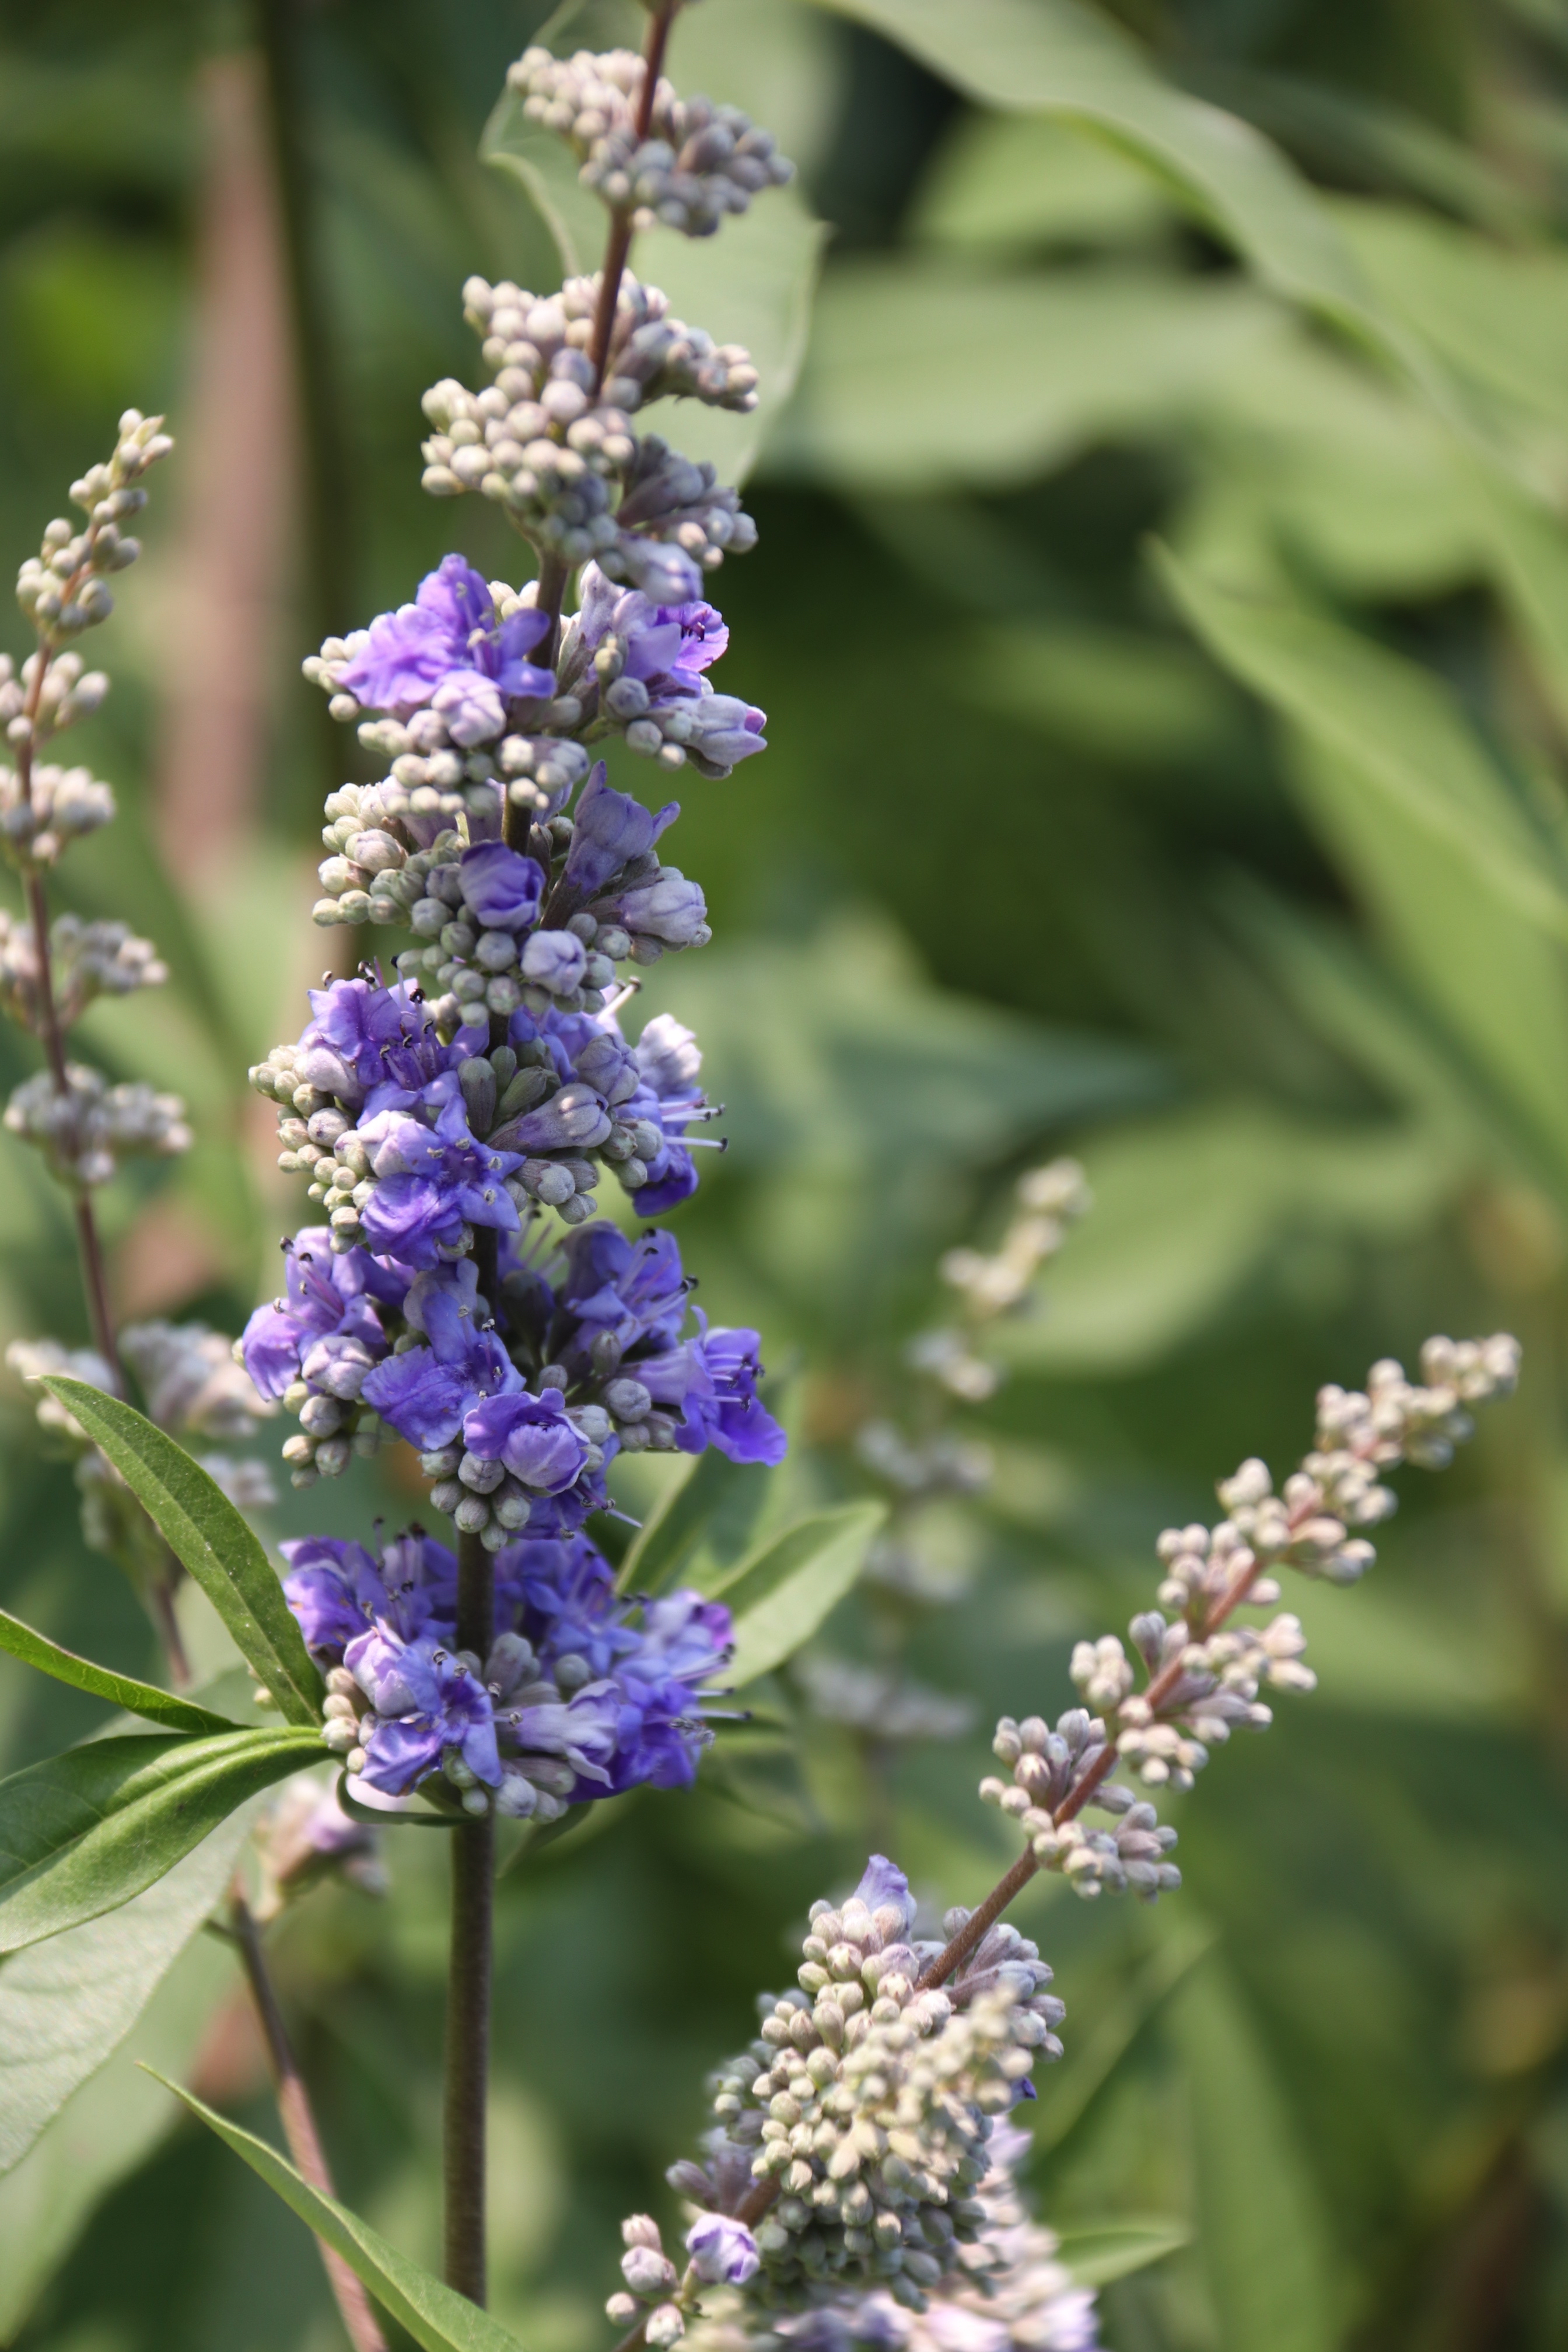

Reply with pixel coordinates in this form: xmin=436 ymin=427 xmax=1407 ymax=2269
xmin=723 ymin=1500 xmax=886 ymax=1687
xmin=158 ymin=2078 xmax=528 ymax=2352
xmin=40 ymin=1378 xmax=325 ymax=1727
xmin=617 ymin=1446 xmax=774 ymax=1597
xmin=0 ymin=1727 xmax=319 ymax=1955
xmin=1055 ymin=2216 xmax=1190 ymax=2287
xmin=0 ymin=1807 xmax=253 ymax=2175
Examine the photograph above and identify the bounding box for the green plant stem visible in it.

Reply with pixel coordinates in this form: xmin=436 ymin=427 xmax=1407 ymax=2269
xmin=231 ymin=1884 xmax=390 ymax=2352
xmin=443 ymin=1528 xmax=496 ymax=2303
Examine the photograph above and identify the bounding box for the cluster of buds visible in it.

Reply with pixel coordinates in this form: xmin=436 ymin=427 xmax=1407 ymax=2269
xmin=14 ymin=409 xmax=170 ymax=638
xmin=508 ymin=48 xmax=794 ymax=239
xmin=976 ymin=1333 xmax=1520 ymax=1889
xmin=0 ymin=649 xmax=108 ymax=747
xmin=0 ymin=912 xmax=166 ymax=1031
xmin=982 ymin=1713 xmax=1181 ymax=1901
xmin=117 ymin=1320 xmax=274 ymax=1443
xmin=421 ymin=274 xmax=757 ymax=591
xmin=0 ymin=758 xmax=115 ymax=869
xmin=5 ymin=1062 xmax=191 ymax=1188
xmin=662 ymin=1863 xmax=1060 ymax=2319
xmin=791 ymin=1654 xmax=975 ymax=1745
xmin=908 ymin=1160 xmax=1091 ymax=1404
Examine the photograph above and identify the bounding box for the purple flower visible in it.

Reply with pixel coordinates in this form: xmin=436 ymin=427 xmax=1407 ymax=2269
xmin=561 ymin=763 xmax=678 ymax=899
xmin=853 ymin=1854 xmax=916 ymax=1936
xmin=578 ymin=565 xmax=730 ymax=691
xmin=556 ymin=1224 xmax=688 ymax=1363
xmin=623 ymin=1014 xmax=707 ymax=1213
xmin=592 ymin=867 xmax=708 ymax=947
xmin=346 ymin=1626 xmax=501 ymax=1797
xmin=358 ymin=1094 xmax=524 ymax=1268
xmin=295 ymin=978 xmax=461 ymax=1121
xmin=639 ymin=1315 xmax=787 ymax=1466
xmin=360 ymin=1262 xmax=519 ymax=1450
xmin=497 ymin=1685 xmax=621 ymax=1786
xmin=241 ymin=1230 xmax=405 ymax=1404
xmin=492 ymin=1077 xmax=613 ymax=1156
xmin=495 ymin=1535 xmax=634 ymax=1677
xmin=520 ymin=930 xmax=587 ymax=994
xmin=459 ymin=843 xmax=544 ymax=932
xmin=337 ymin=555 xmax=554 ymax=718
xmin=281 ymin=1529 xmax=457 ymax=1660
xmin=604 ymin=1590 xmax=734 ymax=1792
xmin=685 ymin=2216 xmax=760 ymax=2287
xmin=677 ymin=694 xmax=766 ymax=776
xmin=462 ymin=1388 xmax=592 ymax=1492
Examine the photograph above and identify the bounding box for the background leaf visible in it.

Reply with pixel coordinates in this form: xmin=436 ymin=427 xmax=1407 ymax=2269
xmin=724 ymin=1500 xmax=886 ymax=1686
xmin=0 ymin=1604 xmax=238 ymax=1736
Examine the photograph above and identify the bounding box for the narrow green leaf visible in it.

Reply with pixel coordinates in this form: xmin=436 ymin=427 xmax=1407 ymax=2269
xmin=1054 ymin=2217 xmax=1190 ymax=2288
xmin=723 ymin=1501 xmax=886 ymax=1688
xmin=0 ymin=1605 xmax=239 ymax=1735
xmin=617 ymin=1447 xmax=773 ymax=1597
xmin=0 ymin=1728 xmax=320 ymax=1955
xmin=155 ymin=2077 xmax=527 ymax=2352
xmin=0 ymin=1806 xmax=254 ymax=2175
xmin=39 ymin=1377 xmax=325 ymax=1726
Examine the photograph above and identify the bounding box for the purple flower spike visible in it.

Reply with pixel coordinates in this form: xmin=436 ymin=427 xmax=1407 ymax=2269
xmin=686 ymin=2215 xmax=761 ymax=2286
xmin=336 ymin=555 xmax=553 ymax=720
xmin=346 ymin=1626 xmax=501 ymax=1797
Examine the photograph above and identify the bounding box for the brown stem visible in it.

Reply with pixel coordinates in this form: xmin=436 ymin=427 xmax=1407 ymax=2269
xmin=146 ymin=1572 xmax=194 ymax=1690
xmin=231 ymin=1885 xmax=390 ymax=2352
xmin=443 ymin=1528 xmax=496 ymax=2302
xmin=528 ymin=1 xmax=678 ymax=677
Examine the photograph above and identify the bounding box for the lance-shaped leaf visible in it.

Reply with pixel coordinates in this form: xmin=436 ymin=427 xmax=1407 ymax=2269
xmin=617 ymin=1446 xmax=773 ymax=1598
xmin=0 ymin=1605 xmax=239 ymax=1735
xmin=0 ymin=1727 xmax=320 ymax=1955
xmin=40 ymin=1377 xmax=324 ymax=1726
xmin=156 ymin=2078 xmax=527 ymax=2352
xmin=0 ymin=1805 xmax=254 ymax=2174
xmin=1055 ymin=2217 xmax=1190 ymax=2287
xmin=720 ymin=1500 xmax=886 ymax=1687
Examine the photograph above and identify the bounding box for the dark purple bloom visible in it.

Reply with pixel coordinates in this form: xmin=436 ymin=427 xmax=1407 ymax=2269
xmin=639 ymin=1314 xmax=787 ymax=1466
xmin=462 ymin=1387 xmax=590 ymax=1493
xmin=459 ymin=843 xmax=544 ymax=932
xmin=556 ymin=1224 xmax=687 ymax=1364
xmin=295 ymin=978 xmax=461 ymax=1121
xmin=496 ymin=1685 xmax=620 ymax=1787
xmin=561 ymin=762 xmax=678 ymax=899
xmin=337 ymin=555 xmax=554 ymax=718
xmin=686 ymin=2216 xmax=760 ymax=2287
xmin=241 ymin=1228 xmax=405 ymax=1404
xmin=281 ymin=1529 xmax=457 ymax=1660
xmin=495 ymin=1535 xmax=633 ymax=1678
xmin=492 ymin=1078 xmax=612 ymax=1156
xmin=578 ymin=564 xmax=730 ymax=693
xmin=603 ymin=1590 xmax=734 ymax=1792
xmin=358 ymin=1094 xmax=524 ymax=1268
xmin=622 ymin=1013 xmax=707 ymax=1213
xmin=346 ymin=1626 xmax=501 ymax=1796
xmin=360 ymin=1261 xmax=519 ymax=1449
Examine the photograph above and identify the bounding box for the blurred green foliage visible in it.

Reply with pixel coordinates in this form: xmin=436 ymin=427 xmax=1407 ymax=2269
xmin=5 ymin=0 xmax=1568 ymax=2346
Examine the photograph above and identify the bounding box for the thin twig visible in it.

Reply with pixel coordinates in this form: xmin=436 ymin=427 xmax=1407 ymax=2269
xmin=231 ymin=1884 xmax=390 ymax=2352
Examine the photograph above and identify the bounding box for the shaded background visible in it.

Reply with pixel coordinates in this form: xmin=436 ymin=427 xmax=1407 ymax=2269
xmin=3 ymin=1 xmax=1568 ymax=2347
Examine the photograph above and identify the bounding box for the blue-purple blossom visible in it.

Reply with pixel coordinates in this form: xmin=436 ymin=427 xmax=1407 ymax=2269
xmin=360 ymin=1261 xmax=519 ymax=1449
xmin=281 ymin=1529 xmax=457 ymax=1658
xmin=293 ymin=977 xmax=462 ymax=1122
xmin=578 ymin=565 xmax=730 ymax=690
xmin=853 ymin=1854 xmax=916 ymax=1935
xmin=242 ymin=1229 xmax=407 ymax=1404
xmin=463 ymin=1386 xmax=593 ymax=1492
xmin=521 ymin=929 xmax=587 ymax=993
xmin=639 ymin=1314 xmax=787 ymax=1466
xmin=686 ymin=2215 xmax=761 ymax=2287
xmin=346 ymin=1625 xmax=501 ymax=1796
xmin=337 ymin=554 xmax=553 ymax=719
xmin=358 ymin=1093 xmax=524 ymax=1267
xmin=555 ymin=1223 xmax=688 ymax=1363
xmin=459 ymin=842 xmax=545 ymax=932
xmin=624 ymin=1013 xmax=705 ymax=1213
xmin=604 ymin=1590 xmax=734 ymax=1791
xmin=592 ymin=866 xmax=709 ymax=948
xmin=561 ymin=762 xmax=677 ymax=899
xmin=496 ymin=1684 xmax=620 ymax=1786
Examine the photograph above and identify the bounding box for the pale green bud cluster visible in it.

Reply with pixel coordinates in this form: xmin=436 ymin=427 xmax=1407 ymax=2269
xmin=509 ymin=47 xmax=794 ymax=240
xmin=5 ymin=1062 xmax=190 ymax=1188
xmin=0 ymin=910 xmax=166 ymax=1032
xmin=909 ymin=1159 xmax=1090 ymax=1404
xmin=981 ymin=1713 xmax=1181 ymax=1899
xmin=0 ymin=755 xmax=114 ymax=869
xmin=14 ymin=409 xmax=170 ymax=636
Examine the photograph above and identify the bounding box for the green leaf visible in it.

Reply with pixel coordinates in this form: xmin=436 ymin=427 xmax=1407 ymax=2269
xmin=0 ymin=1727 xmax=320 ymax=1955
xmin=722 ymin=1501 xmax=886 ymax=1688
xmin=0 ymin=1805 xmax=253 ymax=2175
xmin=156 ymin=2078 xmax=528 ymax=2352
xmin=1054 ymin=2217 xmax=1191 ymax=2287
xmin=768 ymin=260 xmax=1277 ymax=488
xmin=912 ymin=108 xmax=1170 ymax=253
xmin=0 ymin=1604 xmax=239 ymax=1735
xmin=616 ymin=1446 xmax=774 ymax=1597
xmin=39 ymin=1377 xmax=325 ymax=1727
xmin=1170 ymin=1957 xmax=1338 ymax=2352
xmin=0 ymin=1915 xmax=235 ymax=2336
xmin=1159 ymin=555 xmax=1568 ymax=1191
